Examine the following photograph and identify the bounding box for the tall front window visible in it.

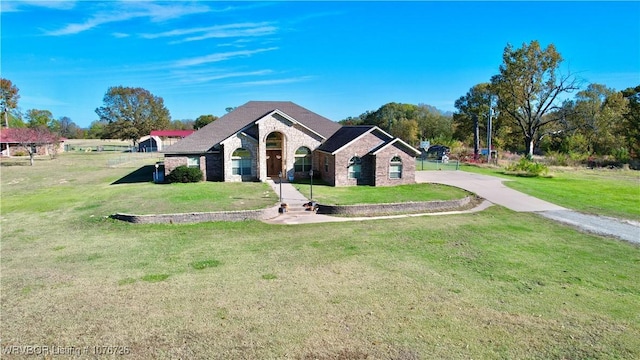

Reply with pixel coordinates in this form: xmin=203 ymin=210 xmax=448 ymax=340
xmin=231 ymin=148 xmax=252 ymax=175
xmin=348 ymin=156 xmax=361 ymax=179
xmin=294 ymin=146 xmax=312 ymax=172
xmin=389 ymin=156 xmax=402 ymax=179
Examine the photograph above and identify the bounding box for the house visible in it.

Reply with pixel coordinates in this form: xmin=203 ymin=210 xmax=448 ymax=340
xmin=138 ymin=130 xmax=195 ymax=152
xmin=0 ymin=128 xmax=64 ymax=157
xmin=162 ymin=101 xmax=420 ymax=186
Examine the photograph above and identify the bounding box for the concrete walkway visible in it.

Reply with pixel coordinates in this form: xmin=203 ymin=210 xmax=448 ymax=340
xmin=263 ymin=176 xmax=494 ymax=225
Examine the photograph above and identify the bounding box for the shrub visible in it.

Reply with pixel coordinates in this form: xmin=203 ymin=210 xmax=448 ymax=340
xmin=167 ymin=165 xmax=203 ymax=183
xmin=505 ymin=157 xmax=549 ymax=177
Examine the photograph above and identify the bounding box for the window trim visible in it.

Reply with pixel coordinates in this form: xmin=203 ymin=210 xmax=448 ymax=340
xmin=389 ymin=156 xmax=402 ymax=179
xmin=187 ymin=156 xmax=200 ymax=168
xmin=231 ymin=148 xmax=252 ymax=176
xmin=294 ymin=146 xmax=312 ymax=172
xmin=348 ymin=156 xmax=361 ymax=179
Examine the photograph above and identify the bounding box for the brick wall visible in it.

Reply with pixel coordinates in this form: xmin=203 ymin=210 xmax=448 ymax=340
xmin=372 ymin=144 xmax=417 ymax=186
xmin=316 ymin=152 xmax=336 ymax=186
xmin=333 ymin=132 xmax=386 ymax=186
xmin=163 ymin=155 xmax=188 ymax=176
xmin=163 ymin=154 xmax=206 ymax=181
xmin=317 ymin=196 xmax=474 ymax=215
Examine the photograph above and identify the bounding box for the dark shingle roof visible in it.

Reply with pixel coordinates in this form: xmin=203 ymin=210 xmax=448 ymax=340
xmin=164 ymin=101 xmax=342 ymax=153
xmin=316 ymin=126 xmax=384 ymax=154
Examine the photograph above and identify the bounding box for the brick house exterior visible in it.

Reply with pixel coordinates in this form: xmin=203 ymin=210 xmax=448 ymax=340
xmin=163 ymin=101 xmax=420 ymax=186
xmin=315 ymin=126 xmax=420 ymax=186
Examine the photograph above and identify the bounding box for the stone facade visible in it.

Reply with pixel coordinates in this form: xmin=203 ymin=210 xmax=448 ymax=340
xmin=255 ymin=113 xmax=324 ymax=181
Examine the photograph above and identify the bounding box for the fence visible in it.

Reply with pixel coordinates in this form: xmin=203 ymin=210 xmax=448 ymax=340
xmin=106 ymin=152 xmax=162 ymax=167
xmin=65 ymin=144 xmax=134 ymax=152
xmin=416 ymin=158 xmax=460 ymax=171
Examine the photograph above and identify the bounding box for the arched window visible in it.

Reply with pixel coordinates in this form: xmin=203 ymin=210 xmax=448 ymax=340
xmin=231 ymin=148 xmax=252 ymax=175
xmin=294 ymin=146 xmax=312 ymax=172
xmin=348 ymin=156 xmax=361 ymax=179
xmin=389 ymin=156 xmax=402 ymax=179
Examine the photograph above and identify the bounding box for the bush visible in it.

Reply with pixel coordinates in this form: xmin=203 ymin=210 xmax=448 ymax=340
xmin=167 ymin=165 xmax=203 ymax=183
xmin=505 ymin=157 xmax=549 ymax=177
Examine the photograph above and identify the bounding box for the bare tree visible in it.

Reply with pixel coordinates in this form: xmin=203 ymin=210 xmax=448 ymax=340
xmin=10 ymin=127 xmax=59 ymax=165
xmin=491 ymin=41 xmax=579 ymax=156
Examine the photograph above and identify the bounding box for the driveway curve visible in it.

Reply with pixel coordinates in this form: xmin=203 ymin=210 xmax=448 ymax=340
xmin=417 ymin=171 xmax=639 ymax=244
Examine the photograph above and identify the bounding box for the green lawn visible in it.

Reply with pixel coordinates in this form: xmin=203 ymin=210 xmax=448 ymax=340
xmin=294 ymin=181 xmax=470 ymax=205
xmin=1 ymin=153 xmax=639 ymax=359
xmin=461 ymin=164 xmax=640 ymax=221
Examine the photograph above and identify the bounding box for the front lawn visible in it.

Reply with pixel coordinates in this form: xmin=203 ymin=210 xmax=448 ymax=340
xmin=461 ymin=164 xmax=640 ymax=220
xmin=293 ymin=181 xmax=471 ymax=205
xmin=1 ymin=152 xmax=638 ymax=359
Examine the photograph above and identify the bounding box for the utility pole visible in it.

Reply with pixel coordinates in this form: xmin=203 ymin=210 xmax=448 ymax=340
xmin=487 ymin=97 xmax=493 ymax=162
xmin=3 ymin=107 xmax=9 ymax=157
xmin=473 ymin=114 xmax=479 ymax=161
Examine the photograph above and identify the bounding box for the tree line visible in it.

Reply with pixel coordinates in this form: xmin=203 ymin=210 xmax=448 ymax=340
xmin=341 ymin=41 xmax=638 ymax=164
xmin=2 ymin=40 xmax=638 ymax=163
xmin=0 ymin=81 xmax=217 ymax=142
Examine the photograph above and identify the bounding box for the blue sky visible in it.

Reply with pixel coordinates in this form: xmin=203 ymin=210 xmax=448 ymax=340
xmin=2 ymin=1 xmax=639 ymax=127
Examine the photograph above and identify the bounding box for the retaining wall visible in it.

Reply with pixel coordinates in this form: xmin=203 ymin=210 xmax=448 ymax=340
xmin=316 ymin=196 xmax=475 ymax=216
xmin=111 ymin=208 xmax=277 ymax=224
xmin=111 ymin=196 xmax=477 ymax=224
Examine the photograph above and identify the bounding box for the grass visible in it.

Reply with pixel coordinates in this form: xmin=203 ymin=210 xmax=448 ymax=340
xmin=295 ymin=181 xmax=470 ymax=205
xmin=461 ymin=164 xmax=640 ymax=220
xmin=190 ymin=259 xmax=221 ymax=270
xmin=1 ymin=152 xmax=639 ymax=359
xmin=1 ymin=152 xmax=276 ymax=215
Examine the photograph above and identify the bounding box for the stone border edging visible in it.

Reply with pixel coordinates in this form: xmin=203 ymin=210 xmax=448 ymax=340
xmin=316 ymin=196 xmax=474 ymax=216
xmin=110 ymin=207 xmax=278 ymax=224
xmin=110 ymin=197 xmax=477 ymax=224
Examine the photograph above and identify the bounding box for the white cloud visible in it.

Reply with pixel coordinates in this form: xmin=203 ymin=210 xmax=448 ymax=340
xmin=1 ymin=1 xmax=77 ymax=12
xmin=173 ymin=48 xmax=279 ymax=68
xmin=44 ymin=1 xmax=210 ymax=36
xmin=178 ymin=69 xmax=274 ymax=84
xmin=235 ymin=76 xmax=315 ymax=86
xmin=140 ymin=22 xmax=277 ymax=43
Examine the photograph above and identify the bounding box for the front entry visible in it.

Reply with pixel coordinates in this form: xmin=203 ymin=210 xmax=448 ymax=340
xmin=266 ymin=132 xmax=284 ymax=178
xmin=267 ymin=150 xmax=282 ymax=178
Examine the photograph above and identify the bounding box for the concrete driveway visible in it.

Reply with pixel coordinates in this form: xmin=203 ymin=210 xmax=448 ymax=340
xmin=416 ymin=171 xmax=639 ymax=244
xmin=264 ymin=171 xmax=638 ymax=244
xmin=415 ymin=171 xmax=566 ymax=212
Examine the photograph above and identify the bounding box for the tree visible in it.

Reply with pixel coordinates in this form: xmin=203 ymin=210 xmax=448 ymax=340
xmin=193 ymin=114 xmax=218 ymax=130
xmin=491 ymin=40 xmax=579 ymax=156
xmin=1 ymin=78 xmax=20 ymax=127
xmin=572 ymin=84 xmax=628 ymax=155
xmin=415 ymin=104 xmax=453 ymax=142
xmin=58 ymin=116 xmax=80 ymax=139
xmin=86 ymin=120 xmax=107 ymax=139
xmin=26 ymin=109 xmax=54 ymax=129
xmin=621 ymin=86 xmax=640 ymax=157
xmin=11 ymin=127 xmax=59 ymax=166
xmin=95 ymin=86 xmax=171 ymax=145
xmin=453 ymin=83 xmax=493 ymax=143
